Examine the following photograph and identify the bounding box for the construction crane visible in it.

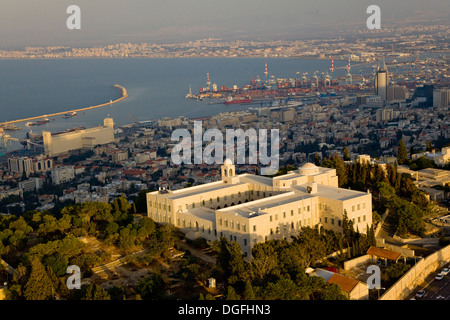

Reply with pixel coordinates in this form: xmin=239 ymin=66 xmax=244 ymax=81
xmin=302 ymin=73 xmax=308 ymax=87
xmin=313 ymin=71 xmax=319 ymax=88
xmin=324 ymin=72 xmax=331 ymax=87
xmin=346 ymin=57 xmax=352 ymax=85
xmin=128 ymin=113 xmax=139 ymax=124
xmin=0 ymin=128 xmax=18 ymax=156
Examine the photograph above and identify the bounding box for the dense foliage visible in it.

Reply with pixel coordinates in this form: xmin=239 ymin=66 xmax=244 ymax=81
xmin=0 ymin=195 xmax=176 ymax=300
xmin=321 ymin=153 xmax=432 ymax=238
xmin=211 ymin=222 xmax=376 ymax=301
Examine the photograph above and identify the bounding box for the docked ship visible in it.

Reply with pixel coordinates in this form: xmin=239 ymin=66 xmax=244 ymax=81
xmin=0 ymin=123 xmax=20 ymax=131
xmin=63 ymin=111 xmax=77 ymax=118
xmin=26 ymin=117 xmax=50 ymax=126
xmin=37 ymin=118 xmax=50 ymax=125
xmin=224 ymin=96 xmax=252 ymax=105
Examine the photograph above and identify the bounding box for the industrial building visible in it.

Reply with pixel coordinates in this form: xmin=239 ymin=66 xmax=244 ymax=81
xmin=147 ymin=160 xmax=372 ymax=258
xmin=43 ymin=117 xmax=115 ymax=157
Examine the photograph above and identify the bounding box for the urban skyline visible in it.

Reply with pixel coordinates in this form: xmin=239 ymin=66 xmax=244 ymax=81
xmin=1 ymin=1 xmax=449 ymax=49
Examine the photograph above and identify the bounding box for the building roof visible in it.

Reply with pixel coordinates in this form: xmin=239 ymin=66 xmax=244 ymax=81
xmin=301 ymin=162 xmax=317 ymax=169
xmin=292 ymin=184 xmax=368 ymax=201
xmin=367 ymin=246 xmax=401 ymax=261
xmin=328 ymin=273 xmax=360 ymax=293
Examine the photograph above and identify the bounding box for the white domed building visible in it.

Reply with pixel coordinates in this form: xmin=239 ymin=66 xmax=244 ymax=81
xmin=147 ymin=159 xmax=372 ymax=259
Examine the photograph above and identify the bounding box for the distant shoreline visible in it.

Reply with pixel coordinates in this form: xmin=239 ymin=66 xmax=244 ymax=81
xmin=0 ymin=84 xmax=128 ymax=126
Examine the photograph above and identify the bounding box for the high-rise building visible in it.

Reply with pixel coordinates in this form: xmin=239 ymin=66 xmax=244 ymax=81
xmin=8 ymin=157 xmax=34 ymax=176
xmin=433 ymin=88 xmax=450 ymax=109
xmin=376 ymin=108 xmax=396 ymax=122
xmin=387 ymin=85 xmax=409 ymax=102
xmin=374 ymin=60 xmax=389 ymax=101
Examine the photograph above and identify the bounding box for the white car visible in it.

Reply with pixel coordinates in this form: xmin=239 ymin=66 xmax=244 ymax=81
xmin=415 ymin=290 xmax=426 ymax=299
xmin=441 ymin=268 xmax=449 ymax=276
xmin=435 ymin=274 xmax=444 ymax=281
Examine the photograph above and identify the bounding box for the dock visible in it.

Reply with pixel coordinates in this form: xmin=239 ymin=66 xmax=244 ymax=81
xmin=0 ymin=84 xmax=128 ymax=126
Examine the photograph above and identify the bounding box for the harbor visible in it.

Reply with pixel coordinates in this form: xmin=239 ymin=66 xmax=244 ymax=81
xmin=0 ymin=84 xmax=128 ymax=127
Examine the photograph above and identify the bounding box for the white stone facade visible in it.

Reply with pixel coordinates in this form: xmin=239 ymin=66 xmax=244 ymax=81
xmin=147 ymin=161 xmax=372 ymax=258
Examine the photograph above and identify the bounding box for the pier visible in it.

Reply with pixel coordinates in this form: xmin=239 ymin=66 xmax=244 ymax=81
xmin=0 ymin=84 xmax=128 ymax=126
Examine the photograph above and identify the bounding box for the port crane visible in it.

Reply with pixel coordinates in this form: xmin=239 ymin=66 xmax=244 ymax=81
xmin=128 ymin=113 xmax=140 ymax=124
xmin=346 ymin=57 xmax=352 ymax=85
xmin=0 ymin=128 xmax=18 ymax=156
xmin=313 ymin=71 xmax=319 ymax=87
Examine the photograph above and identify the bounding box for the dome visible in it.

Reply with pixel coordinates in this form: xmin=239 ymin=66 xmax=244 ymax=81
xmin=299 ymin=162 xmax=319 ymax=175
xmin=224 ymin=159 xmax=233 ymax=165
xmin=301 ymin=162 xmax=317 ymax=169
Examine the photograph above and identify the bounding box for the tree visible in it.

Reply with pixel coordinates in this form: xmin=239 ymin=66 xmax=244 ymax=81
xmin=397 ymin=139 xmax=408 ymax=165
xmin=226 ymin=286 xmax=240 ymax=300
xmin=321 ymin=153 xmax=348 ymax=187
xmin=341 ymin=210 xmax=355 ymax=244
xmin=251 ymin=242 xmax=279 ymax=283
xmin=243 ymin=280 xmax=256 ymax=300
xmin=46 ymin=266 xmax=70 ymax=299
xmin=292 ymin=227 xmax=329 ymax=267
xmin=136 ymin=274 xmax=165 ymax=299
xmin=343 ymin=146 xmax=350 ymax=161
xmin=23 ymin=258 xmax=54 ymax=300
xmin=82 ymin=283 xmax=111 ymax=300
xmin=134 ymin=189 xmax=151 ymax=213
xmin=320 ymin=283 xmax=348 ymax=300
xmin=314 ymin=153 xmax=320 ymax=166
xmin=43 ymin=252 xmax=69 ymax=277
xmin=213 ymin=238 xmax=250 ymax=284
xmin=262 ymin=278 xmax=306 ymax=300
xmin=105 ymin=221 xmax=119 ymax=235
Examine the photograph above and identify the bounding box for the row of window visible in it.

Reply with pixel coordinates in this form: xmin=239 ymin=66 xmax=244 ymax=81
xmin=352 ymin=203 xmax=366 ymax=211
xmin=320 ymin=215 xmax=366 ymax=226
xmin=269 ymin=219 xmax=311 ymax=235
xmin=269 ymin=206 xmax=311 ymax=222
xmin=218 ymin=217 xmax=248 ymax=232
xmin=148 ymin=189 xmax=279 ymax=214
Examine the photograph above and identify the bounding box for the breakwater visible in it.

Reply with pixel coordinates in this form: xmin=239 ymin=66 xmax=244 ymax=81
xmin=0 ymin=84 xmax=128 ymax=126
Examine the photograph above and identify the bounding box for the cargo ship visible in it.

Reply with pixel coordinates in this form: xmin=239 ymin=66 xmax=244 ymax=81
xmin=224 ymin=96 xmax=252 ymax=105
xmin=36 ymin=118 xmax=50 ymax=125
xmin=26 ymin=118 xmax=50 ymax=126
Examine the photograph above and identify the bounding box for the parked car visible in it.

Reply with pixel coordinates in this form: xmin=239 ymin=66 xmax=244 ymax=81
xmin=435 ymin=274 xmax=444 ymax=281
xmin=440 ymin=268 xmax=449 ymax=276
xmin=415 ymin=290 xmax=426 ymax=299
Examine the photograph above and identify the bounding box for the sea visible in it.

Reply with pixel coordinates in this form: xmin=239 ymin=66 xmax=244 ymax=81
xmin=0 ymin=57 xmax=362 ymax=153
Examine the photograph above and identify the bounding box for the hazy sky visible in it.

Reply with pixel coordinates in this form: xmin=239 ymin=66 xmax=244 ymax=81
xmin=1 ymin=0 xmax=449 ymax=48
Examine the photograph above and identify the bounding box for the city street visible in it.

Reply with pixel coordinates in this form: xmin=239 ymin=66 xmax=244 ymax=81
xmin=408 ymin=263 xmax=450 ymax=300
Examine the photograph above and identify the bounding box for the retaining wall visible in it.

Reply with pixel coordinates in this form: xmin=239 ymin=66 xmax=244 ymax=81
xmin=380 ymin=244 xmax=450 ymax=300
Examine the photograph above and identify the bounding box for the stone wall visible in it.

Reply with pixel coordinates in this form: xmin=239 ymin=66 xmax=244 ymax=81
xmin=380 ymin=244 xmax=450 ymax=300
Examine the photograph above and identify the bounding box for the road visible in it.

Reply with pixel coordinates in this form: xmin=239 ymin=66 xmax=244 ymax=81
xmin=407 ymin=263 xmax=450 ymax=300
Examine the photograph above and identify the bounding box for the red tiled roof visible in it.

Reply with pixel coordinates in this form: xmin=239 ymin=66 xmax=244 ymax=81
xmin=327 ymin=273 xmax=359 ymax=293
xmin=367 ymin=246 xmax=401 ymax=261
